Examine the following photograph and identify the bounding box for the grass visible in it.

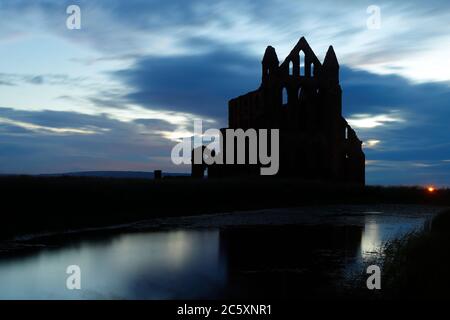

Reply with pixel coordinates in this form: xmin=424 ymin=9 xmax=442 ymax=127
xmin=0 ymin=175 xmax=448 ymax=240
xmin=380 ymin=209 xmax=450 ymax=299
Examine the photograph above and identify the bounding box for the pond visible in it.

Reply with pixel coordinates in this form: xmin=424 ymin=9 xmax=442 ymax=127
xmin=0 ymin=206 xmax=438 ymax=299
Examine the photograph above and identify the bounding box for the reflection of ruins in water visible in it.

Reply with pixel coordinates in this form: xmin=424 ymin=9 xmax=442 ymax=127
xmin=218 ymin=225 xmax=364 ymax=299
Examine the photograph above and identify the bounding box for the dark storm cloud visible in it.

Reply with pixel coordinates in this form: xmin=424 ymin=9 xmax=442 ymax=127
xmin=342 ymin=67 xmax=450 ymax=116
xmin=114 ymin=49 xmax=261 ymax=120
xmin=341 ymin=67 xmax=450 ymax=160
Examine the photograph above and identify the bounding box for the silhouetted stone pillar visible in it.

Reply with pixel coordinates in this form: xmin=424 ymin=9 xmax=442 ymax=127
xmin=154 ymin=170 xmax=162 ymax=180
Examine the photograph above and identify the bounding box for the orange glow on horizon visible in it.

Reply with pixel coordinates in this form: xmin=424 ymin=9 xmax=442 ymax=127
xmin=427 ymin=186 xmax=436 ymax=193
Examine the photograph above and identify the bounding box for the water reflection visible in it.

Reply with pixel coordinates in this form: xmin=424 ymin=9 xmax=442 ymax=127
xmin=0 ymin=230 xmax=226 ymax=299
xmin=359 ymin=215 xmax=427 ymax=261
xmin=361 ymin=221 xmax=382 ymax=258
xmin=0 ymin=213 xmax=431 ymax=299
xmin=218 ymin=225 xmax=363 ymax=299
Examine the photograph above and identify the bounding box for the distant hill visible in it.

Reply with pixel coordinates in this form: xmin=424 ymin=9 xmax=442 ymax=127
xmin=38 ymin=171 xmax=190 ymax=179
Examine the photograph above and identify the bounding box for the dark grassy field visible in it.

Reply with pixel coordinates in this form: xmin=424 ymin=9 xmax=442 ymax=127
xmin=1 ymin=175 xmax=449 ymax=240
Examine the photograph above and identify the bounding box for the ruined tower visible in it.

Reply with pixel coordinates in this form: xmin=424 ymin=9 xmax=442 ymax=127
xmin=192 ymin=37 xmax=365 ymax=185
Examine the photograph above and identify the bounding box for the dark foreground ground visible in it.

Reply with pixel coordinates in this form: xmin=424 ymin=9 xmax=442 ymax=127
xmin=1 ymin=175 xmax=449 ymax=240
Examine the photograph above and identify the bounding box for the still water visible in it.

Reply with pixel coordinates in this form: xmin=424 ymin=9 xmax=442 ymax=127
xmin=0 ymin=208 xmax=436 ymax=299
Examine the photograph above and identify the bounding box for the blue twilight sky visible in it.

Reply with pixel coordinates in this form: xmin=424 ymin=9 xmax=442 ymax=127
xmin=0 ymin=0 xmax=449 ymax=186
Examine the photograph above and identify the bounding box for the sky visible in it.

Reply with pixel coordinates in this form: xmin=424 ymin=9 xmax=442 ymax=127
xmin=0 ymin=0 xmax=449 ymax=186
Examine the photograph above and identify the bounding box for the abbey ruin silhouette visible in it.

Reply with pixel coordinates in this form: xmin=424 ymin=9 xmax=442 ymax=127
xmin=192 ymin=37 xmax=365 ymax=185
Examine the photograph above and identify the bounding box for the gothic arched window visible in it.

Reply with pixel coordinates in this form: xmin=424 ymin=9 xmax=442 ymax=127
xmin=299 ymin=51 xmax=305 ymax=76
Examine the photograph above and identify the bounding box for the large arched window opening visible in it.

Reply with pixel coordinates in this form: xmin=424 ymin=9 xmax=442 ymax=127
xmin=299 ymin=51 xmax=305 ymax=76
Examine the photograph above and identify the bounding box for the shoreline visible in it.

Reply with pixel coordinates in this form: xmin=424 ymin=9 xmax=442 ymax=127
xmin=0 ymin=204 xmax=445 ymax=257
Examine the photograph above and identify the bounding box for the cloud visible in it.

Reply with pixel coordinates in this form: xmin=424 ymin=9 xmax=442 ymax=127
xmin=363 ymin=140 xmax=381 ymax=149
xmin=114 ymin=48 xmax=261 ymax=120
xmin=0 ymin=72 xmax=89 ymax=87
xmin=0 ymin=107 xmax=186 ymax=174
xmin=3 ymin=0 xmax=450 ymax=83
xmin=0 ymin=116 xmax=104 ymax=135
xmin=347 ymin=113 xmax=404 ymax=129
